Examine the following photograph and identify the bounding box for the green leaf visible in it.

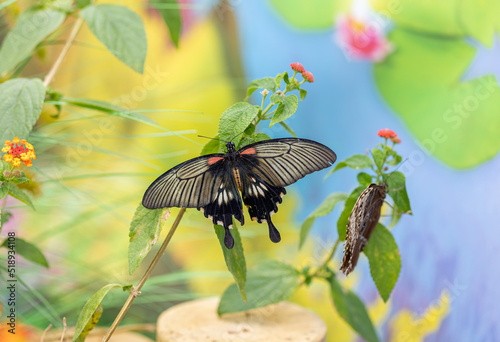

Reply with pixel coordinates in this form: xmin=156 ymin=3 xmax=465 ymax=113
xmin=0 ymin=78 xmax=45 ymax=144
xmin=326 ymin=154 xmax=373 ymax=177
xmin=328 ymin=276 xmax=379 ymax=342
xmin=299 ymin=88 xmax=307 ymax=101
xmin=278 ymin=121 xmax=297 ymax=138
xmin=0 ymin=160 xmax=9 ymax=173
xmin=364 ymin=224 xmax=401 ymax=302
xmin=386 ymin=172 xmax=411 ymax=214
xmin=214 ymin=224 xmax=247 ymax=301
xmin=128 ymin=204 xmax=170 ymax=274
xmin=386 ymin=149 xmax=402 ymax=166
xmin=218 ymin=102 xmax=259 ymax=150
xmin=0 ymin=8 xmax=66 ymax=76
xmin=0 ymin=183 xmax=7 ymax=200
xmin=1 ymin=237 xmax=48 ymax=268
xmin=337 ymin=186 xmax=365 ymax=241
xmin=150 ymin=0 xmax=182 ymax=47
xmin=357 ymin=172 xmax=373 ymax=186
xmin=76 ymin=0 xmax=91 ymax=8
xmin=370 ymin=0 xmax=464 ymax=36
xmin=75 ymin=304 xmax=102 ymax=342
xmin=56 ymin=97 xmax=126 ymax=113
xmin=270 ymin=93 xmax=284 ymax=104
xmin=6 ymin=182 xmax=35 ymax=210
xmin=0 ymin=210 xmax=13 ymax=233
xmin=244 ymin=123 xmax=255 ymax=135
xmin=200 ymin=136 xmax=221 ymax=155
xmin=238 ymin=133 xmax=271 ymax=148
xmin=269 ymin=95 xmax=298 ymax=127
xmin=269 ymin=0 xmax=350 ymax=29
xmin=300 ymin=192 xmax=348 ymax=249
xmin=275 ymin=71 xmax=288 ymax=88
xmin=81 ymin=4 xmax=147 ymax=73
xmin=375 ymin=28 xmax=500 ymax=168
xmin=247 ymin=77 xmax=277 ymax=97
xmin=387 ymin=203 xmax=402 ymax=229
xmin=372 ymin=148 xmax=385 ymax=171
xmin=459 ymin=0 xmax=500 ymax=47
xmin=73 ymin=284 xmax=122 ymax=342
xmin=218 ymin=260 xmax=299 ymax=315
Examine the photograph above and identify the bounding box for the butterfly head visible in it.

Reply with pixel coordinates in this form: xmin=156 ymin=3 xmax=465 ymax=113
xmin=225 ymin=141 xmax=236 ymax=153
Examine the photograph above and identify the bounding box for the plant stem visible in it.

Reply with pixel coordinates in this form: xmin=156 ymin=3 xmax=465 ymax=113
xmin=309 ymin=238 xmax=340 ymax=279
xmin=102 ymin=208 xmax=186 ymax=342
xmin=43 ymin=17 xmax=84 ymax=87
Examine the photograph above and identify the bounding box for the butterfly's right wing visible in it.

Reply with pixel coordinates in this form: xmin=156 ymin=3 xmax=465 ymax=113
xmin=340 ymin=184 xmax=385 ymax=275
xmin=142 ymin=154 xmax=226 ymax=209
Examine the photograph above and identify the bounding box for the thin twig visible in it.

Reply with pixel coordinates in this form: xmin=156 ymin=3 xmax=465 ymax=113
xmin=102 ymin=208 xmax=186 ymax=342
xmin=40 ymin=324 xmax=52 ymax=342
xmin=43 ymin=17 xmax=84 ymax=87
xmin=300 ymin=239 xmax=341 ymax=285
xmin=59 ymin=317 xmax=67 ymax=342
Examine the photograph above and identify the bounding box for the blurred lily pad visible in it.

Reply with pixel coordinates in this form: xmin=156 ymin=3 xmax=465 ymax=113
xmin=375 ymin=29 xmax=500 ymax=168
xmin=268 ymin=0 xmax=350 ymax=29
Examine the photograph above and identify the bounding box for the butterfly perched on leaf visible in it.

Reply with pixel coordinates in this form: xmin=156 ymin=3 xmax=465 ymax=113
xmin=340 ymin=182 xmax=386 ymax=275
xmin=143 ymin=138 xmax=336 ymax=249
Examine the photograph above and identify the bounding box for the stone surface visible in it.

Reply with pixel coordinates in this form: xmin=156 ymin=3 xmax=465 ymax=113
xmin=157 ymin=297 xmax=326 ymax=342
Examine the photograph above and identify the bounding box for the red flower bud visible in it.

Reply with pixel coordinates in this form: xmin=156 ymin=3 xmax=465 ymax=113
xmin=302 ymin=71 xmax=314 ymax=83
xmin=377 ymin=128 xmax=397 ymax=139
xmin=391 ymin=136 xmax=401 ymax=144
xmin=290 ymin=62 xmax=305 ymax=73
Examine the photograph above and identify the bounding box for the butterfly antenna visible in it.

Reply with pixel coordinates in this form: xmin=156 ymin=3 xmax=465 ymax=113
xmin=198 ymin=135 xmax=221 ymax=142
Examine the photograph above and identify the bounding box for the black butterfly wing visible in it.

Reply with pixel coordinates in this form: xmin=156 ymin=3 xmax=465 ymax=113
xmin=238 ymin=138 xmax=337 ymax=188
xmin=199 ymin=168 xmax=244 ymax=249
xmin=142 ymin=154 xmax=227 ymax=209
xmin=340 ymin=183 xmax=386 ymax=275
xmin=237 ymin=138 xmax=336 ymax=243
xmin=238 ymin=167 xmax=285 ymax=244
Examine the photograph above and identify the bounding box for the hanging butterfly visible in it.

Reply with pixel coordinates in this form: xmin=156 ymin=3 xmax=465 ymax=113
xmin=142 ymin=138 xmax=336 ymax=249
xmin=340 ymin=182 xmax=386 ymax=275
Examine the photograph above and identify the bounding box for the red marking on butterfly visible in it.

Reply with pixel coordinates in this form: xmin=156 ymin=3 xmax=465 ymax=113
xmin=240 ymin=147 xmax=256 ymax=155
xmin=208 ymin=156 xmax=224 ymax=165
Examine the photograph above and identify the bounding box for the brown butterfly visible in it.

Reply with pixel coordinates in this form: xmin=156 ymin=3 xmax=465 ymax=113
xmin=340 ymin=182 xmax=387 ymax=275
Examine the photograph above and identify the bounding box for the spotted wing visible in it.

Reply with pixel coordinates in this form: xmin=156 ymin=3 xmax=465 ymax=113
xmin=238 ymin=138 xmax=336 ymax=188
xmin=199 ymin=170 xmax=244 ymax=249
xmin=340 ymin=184 xmax=386 ymax=275
xmin=142 ymin=154 xmax=226 ymax=209
xmin=239 ymin=168 xmax=286 ymax=244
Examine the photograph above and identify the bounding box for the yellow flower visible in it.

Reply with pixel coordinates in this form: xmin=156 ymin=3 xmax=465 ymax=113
xmin=2 ymin=138 xmax=36 ymax=168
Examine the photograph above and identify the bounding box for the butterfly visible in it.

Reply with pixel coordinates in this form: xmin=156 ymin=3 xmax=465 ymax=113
xmin=142 ymin=138 xmax=336 ymax=249
xmin=340 ymin=182 xmax=386 ymax=275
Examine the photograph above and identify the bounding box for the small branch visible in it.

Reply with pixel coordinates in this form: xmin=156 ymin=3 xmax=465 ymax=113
xmin=102 ymin=208 xmax=186 ymax=342
xmin=40 ymin=324 xmax=52 ymax=342
xmin=43 ymin=17 xmax=84 ymax=87
xmin=59 ymin=317 xmax=67 ymax=342
xmin=307 ymin=238 xmax=341 ymax=281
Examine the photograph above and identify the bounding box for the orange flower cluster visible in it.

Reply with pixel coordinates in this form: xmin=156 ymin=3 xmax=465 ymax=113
xmin=377 ymin=128 xmax=401 ymax=144
xmin=2 ymin=137 xmax=36 ymax=167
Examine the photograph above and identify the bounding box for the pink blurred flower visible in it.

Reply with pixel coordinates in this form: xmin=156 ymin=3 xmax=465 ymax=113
xmin=335 ymin=14 xmax=393 ymax=62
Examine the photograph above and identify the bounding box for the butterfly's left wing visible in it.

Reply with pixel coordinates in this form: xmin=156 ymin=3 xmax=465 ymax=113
xmin=237 ymin=138 xmax=336 ymax=243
